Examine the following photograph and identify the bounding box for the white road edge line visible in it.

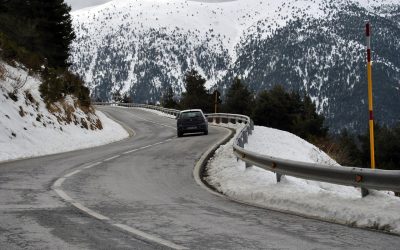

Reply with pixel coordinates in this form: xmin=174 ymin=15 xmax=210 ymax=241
xmin=71 ymin=202 xmax=110 ymax=221
xmin=54 ymin=188 xmax=110 ymax=221
xmin=193 ymin=125 xmax=234 ymax=199
xmin=103 ymin=155 xmax=120 ymax=162
xmin=83 ymin=162 xmax=102 ymax=169
xmin=122 ymin=139 xmax=173 ymax=155
xmin=53 ymin=188 xmax=73 ymax=202
xmin=52 ymin=136 xmax=183 ymax=249
xmin=53 ymin=178 xmax=66 ymax=188
xmin=113 ymin=224 xmax=188 ymax=250
xmin=64 ymin=169 xmax=81 ymax=178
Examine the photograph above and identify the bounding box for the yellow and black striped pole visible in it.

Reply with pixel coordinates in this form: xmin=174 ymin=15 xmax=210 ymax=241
xmin=366 ymin=22 xmax=376 ymax=169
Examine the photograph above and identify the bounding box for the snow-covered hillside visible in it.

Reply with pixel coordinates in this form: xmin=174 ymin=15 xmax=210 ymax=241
xmin=72 ymin=0 xmax=399 ymax=59
xmin=0 ymin=61 xmax=128 ymax=162
xmin=72 ymin=0 xmax=329 ymax=60
xmin=206 ymin=124 xmax=400 ymax=235
xmin=70 ymin=0 xmax=339 ymax=89
xmin=70 ymin=0 xmax=400 ymax=133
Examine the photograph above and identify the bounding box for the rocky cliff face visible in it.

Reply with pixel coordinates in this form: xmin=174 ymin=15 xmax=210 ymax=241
xmin=69 ymin=0 xmax=400 ymax=133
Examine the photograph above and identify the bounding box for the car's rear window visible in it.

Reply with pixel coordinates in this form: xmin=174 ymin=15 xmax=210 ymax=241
xmin=180 ymin=111 xmax=202 ymax=119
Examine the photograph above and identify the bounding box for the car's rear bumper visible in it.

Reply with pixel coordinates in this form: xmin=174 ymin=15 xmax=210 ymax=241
xmin=178 ymin=124 xmax=208 ymax=134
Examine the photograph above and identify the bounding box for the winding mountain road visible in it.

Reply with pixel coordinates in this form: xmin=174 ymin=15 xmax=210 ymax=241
xmin=1 ymin=106 xmax=399 ymax=249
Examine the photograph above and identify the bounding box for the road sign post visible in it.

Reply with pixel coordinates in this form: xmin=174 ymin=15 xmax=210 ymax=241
xmin=213 ymin=90 xmax=221 ymax=113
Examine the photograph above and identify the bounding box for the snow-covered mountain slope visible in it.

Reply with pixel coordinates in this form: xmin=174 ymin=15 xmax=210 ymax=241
xmin=69 ymin=0 xmax=400 ymax=133
xmin=0 ymin=61 xmax=128 ymax=162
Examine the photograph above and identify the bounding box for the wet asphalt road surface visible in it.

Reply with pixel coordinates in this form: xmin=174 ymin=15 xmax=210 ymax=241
xmin=1 ymin=106 xmax=400 ymax=249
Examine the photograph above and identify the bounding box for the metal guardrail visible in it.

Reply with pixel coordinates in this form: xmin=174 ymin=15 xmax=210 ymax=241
xmin=93 ymin=102 xmax=180 ymax=116
xmin=229 ymin=117 xmax=400 ymax=196
xmin=94 ymin=102 xmax=400 ymax=196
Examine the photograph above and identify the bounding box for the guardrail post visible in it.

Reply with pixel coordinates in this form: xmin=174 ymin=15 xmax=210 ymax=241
xmin=243 ymin=131 xmax=248 ymax=144
xmin=245 ymin=162 xmax=252 ymax=169
xmin=247 ymin=126 xmax=252 ymax=135
xmin=276 ymin=173 xmax=282 ymax=183
xmin=238 ymin=138 xmax=244 ymax=148
xmin=361 ymin=187 xmax=369 ymax=198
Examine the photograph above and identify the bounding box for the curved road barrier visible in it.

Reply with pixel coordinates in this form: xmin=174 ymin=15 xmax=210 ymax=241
xmin=94 ymin=102 xmax=400 ymax=196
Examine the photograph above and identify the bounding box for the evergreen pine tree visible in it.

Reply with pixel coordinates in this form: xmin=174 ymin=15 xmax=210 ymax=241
xmin=1 ymin=0 xmax=90 ymax=107
xmin=360 ymin=123 xmax=400 ymax=170
xmin=0 ymin=0 xmax=75 ymax=68
xmin=112 ymin=90 xmax=123 ymax=103
xmin=161 ymin=86 xmax=178 ymax=109
xmin=292 ymin=95 xmax=328 ymax=140
xmin=34 ymin=0 xmax=75 ymax=68
xmin=224 ymin=77 xmax=254 ymax=116
xmin=253 ymin=85 xmax=327 ymax=140
xmin=337 ymin=129 xmax=362 ymax=166
xmin=253 ymin=85 xmax=293 ymax=132
xmin=180 ymin=69 xmax=212 ymax=112
xmin=122 ymin=93 xmax=132 ymax=103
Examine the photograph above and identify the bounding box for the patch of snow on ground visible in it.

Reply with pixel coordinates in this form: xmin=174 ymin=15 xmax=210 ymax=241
xmin=0 ymin=61 xmax=128 ymax=162
xmin=206 ymin=124 xmax=400 ymax=234
xmin=246 ymin=126 xmax=338 ymax=166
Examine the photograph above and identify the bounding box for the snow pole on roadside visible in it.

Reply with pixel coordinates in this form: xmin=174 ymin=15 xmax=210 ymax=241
xmin=366 ymin=22 xmax=376 ymax=170
xmin=214 ymin=90 xmax=218 ymax=113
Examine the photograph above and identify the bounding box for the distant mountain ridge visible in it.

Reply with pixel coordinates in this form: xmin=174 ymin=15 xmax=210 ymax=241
xmin=69 ymin=0 xmax=400 ymax=133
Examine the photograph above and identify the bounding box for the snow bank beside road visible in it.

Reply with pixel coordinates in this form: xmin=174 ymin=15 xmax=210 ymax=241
xmin=206 ymin=125 xmax=400 ymax=235
xmin=0 ymin=61 xmax=129 ymax=162
xmin=246 ymin=127 xmax=338 ymax=166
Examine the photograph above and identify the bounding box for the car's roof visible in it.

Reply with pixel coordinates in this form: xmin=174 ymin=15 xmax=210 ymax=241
xmin=180 ymin=109 xmax=203 ymax=113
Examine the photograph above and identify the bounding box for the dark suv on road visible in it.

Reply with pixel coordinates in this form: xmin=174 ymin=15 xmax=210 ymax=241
xmin=176 ymin=109 xmax=208 ymax=137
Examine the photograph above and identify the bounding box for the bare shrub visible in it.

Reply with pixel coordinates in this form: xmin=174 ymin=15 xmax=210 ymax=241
xmin=12 ymin=74 xmax=27 ymax=91
xmin=8 ymin=91 xmax=18 ymax=101
xmin=94 ymin=119 xmax=103 ymax=130
xmin=19 ymin=106 xmax=25 ymax=117
xmin=47 ymin=102 xmax=62 ymax=114
xmin=312 ymin=138 xmax=357 ymax=166
xmin=24 ymin=90 xmax=35 ymax=104
xmin=80 ymin=118 xmax=88 ymax=129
